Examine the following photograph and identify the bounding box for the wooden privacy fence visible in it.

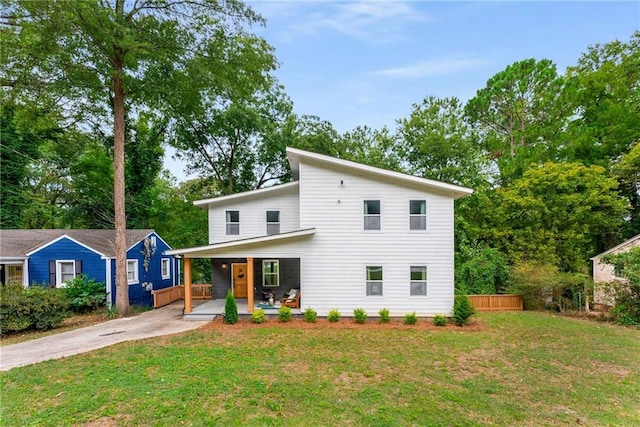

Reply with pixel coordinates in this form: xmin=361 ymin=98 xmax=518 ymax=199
xmin=153 ymin=285 xmax=184 ymax=308
xmin=468 ymin=294 xmax=523 ymax=311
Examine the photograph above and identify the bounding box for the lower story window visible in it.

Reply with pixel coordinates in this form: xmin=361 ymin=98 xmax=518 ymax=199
xmin=57 ymin=261 xmax=75 ymax=287
xmin=161 ymin=258 xmax=171 ymax=279
xmin=366 ymin=266 xmax=383 ymax=296
xmin=410 ymin=266 xmax=427 ymax=296
xmin=263 ymin=260 xmax=280 ymax=287
xmin=127 ymin=259 xmax=139 ymax=284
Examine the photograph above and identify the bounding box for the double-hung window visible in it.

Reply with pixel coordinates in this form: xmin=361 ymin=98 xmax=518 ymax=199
xmin=266 ymin=210 xmax=280 ymax=235
xmin=263 ymin=260 xmax=280 ymax=287
xmin=366 ymin=266 xmax=383 ymax=296
xmin=161 ymin=258 xmax=171 ymax=279
xmin=127 ymin=259 xmax=139 ymax=284
xmin=57 ymin=261 xmax=75 ymax=287
xmin=410 ymin=200 xmax=426 ymax=230
xmin=226 ymin=210 xmax=240 ymax=235
xmin=364 ymin=200 xmax=381 ymax=230
xmin=410 ymin=266 xmax=427 ymax=296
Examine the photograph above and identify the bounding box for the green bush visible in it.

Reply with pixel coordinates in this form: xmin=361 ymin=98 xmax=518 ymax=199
xmin=304 ymin=307 xmax=317 ymax=323
xmin=378 ymin=308 xmax=390 ymax=323
xmin=456 ymin=243 xmax=510 ymax=294
xmin=278 ymin=305 xmax=292 ymax=322
xmin=433 ymin=314 xmax=447 ymax=326
xmin=327 ymin=308 xmax=340 ymax=323
xmin=403 ymin=312 xmax=418 ymax=325
xmin=0 ymin=284 xmax=70 ymax=334
xmin=602 ymin=248 xmax=640 ymax=325
xmin=353 ymin=308 xmax=367 ymax=324
xmin=65 ymin=275 xmax=106 ymax=313
xmin=251 ymin=309 xmax=265 ymax=324
xmin=453 ymin=294 xmax=476 ymax=326
xmin=224 ymin=290 xmax=238 ymax=325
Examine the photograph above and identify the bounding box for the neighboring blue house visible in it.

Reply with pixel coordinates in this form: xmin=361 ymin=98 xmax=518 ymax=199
xmin=0 ymin=229 xmax=179 ymax=307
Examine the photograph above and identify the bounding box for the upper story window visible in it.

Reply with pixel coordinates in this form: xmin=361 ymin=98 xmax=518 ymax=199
xmin=226 ymin=210 xmax=239 ymax=235
xmin=410 ymin=266 xmax=427 ymax=296
xmin=410 ymin=200 xmax=426 ymax=230
xmin=364 ymin=200 xmax=381 ymax=230
xmin=266 ymin=210 xmax=280 ymax=235
xmin=127 ymin=259 xmax=139 ymax=284
xmin=366 ymin=266 xmax=383 ymax=296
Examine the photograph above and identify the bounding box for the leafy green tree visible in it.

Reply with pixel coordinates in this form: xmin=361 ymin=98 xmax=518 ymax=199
xmin=485 ymin=162 xmax=628 ymax=271
xmin=340 ymin=126 xmax=401 ymax=171
xmin=465 ymin=59 xmax=568 ymax=185
xmin=2 ymin=0 xmax=267 ymax=316
xmin=455 ymin=242 xmax=510 ymax=295
xmin=398 ymin=96 xmax=487 ymax=187
xmin=612 ymin=142 xmax=640 ymax=236
xmin=602 ymin=247 xmax=640 ymax=325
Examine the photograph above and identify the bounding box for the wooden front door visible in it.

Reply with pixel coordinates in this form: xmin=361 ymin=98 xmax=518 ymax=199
xmin=232 ymin=263 xmax=248 ymax=298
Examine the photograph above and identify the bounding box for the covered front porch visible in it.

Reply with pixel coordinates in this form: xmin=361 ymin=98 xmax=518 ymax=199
xmin=183 ymin=298 xmax=302 ymax=321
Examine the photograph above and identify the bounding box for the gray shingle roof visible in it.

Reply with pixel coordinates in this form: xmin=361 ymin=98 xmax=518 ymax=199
xmin=0 ymin=229 xmax=155 ymax=258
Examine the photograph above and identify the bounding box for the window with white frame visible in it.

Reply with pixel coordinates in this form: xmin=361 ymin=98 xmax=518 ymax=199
xmin=263 ymin=260 xmax=280 ymax=287
xmin=410 ymin=200 xmax=427 ymax=230
xmin=364 ymin=200 xmax=381 ymax=230
xmin=161 ymin=258 xmax=171 ymax=279
xmin=127 ymin=259 xmax=139 ymax=284
xmin=6 ymin=265 xmax=23 ymax=284
xmin=56 ymin=261 xmax=75 ymax=287
xmin=226 ymin=210 xmax=240 ymax=235
xmin=266 ymin=210 xmax=280 ymax=235
xmin=410 ymin=266 xmax=427 ymax=296
xmin=366 ymin=266 xmax=383 ymax=296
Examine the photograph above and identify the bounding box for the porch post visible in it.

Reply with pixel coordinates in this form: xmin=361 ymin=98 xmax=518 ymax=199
xmin=184 ymin=258 xmax=192 ymax=314
xmin=247 ymin=257 xmax=254 ymax=313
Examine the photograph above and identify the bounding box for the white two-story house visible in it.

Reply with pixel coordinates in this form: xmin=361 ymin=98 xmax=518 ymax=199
xmin=167 ymin=147 xmax=473 ymax=317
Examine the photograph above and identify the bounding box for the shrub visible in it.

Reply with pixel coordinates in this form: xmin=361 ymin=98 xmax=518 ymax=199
xmin=353 ymin=308 xmax=367 ymax=324
xmin=378 ymin=308 xmax=390 ymax=323
xmin=456 ymin=243 xmax=510 ymax=294
xmin=453 ymin=294 xmax=476 ymax=326
xmin=602 ymin=248 xmax=640 ymax=325
xmin=224 ymin=290 xmax=238 ymax=325
xmin=304 ymin=307 xmax=317 ymax=323
xmin=251 ymin=309 xmax=265 ymax=324
xmin=65 ymin=275 xmax=107 ymax=313
xmin=278 ymin=305 xmax=292 ymax=322
xmin=327 ymin=308 xmax=340 ymax=323
xmin=433 ymin=314 xmax=447 ymax=326
xmin=403 ymin=312 xmax=418 ymax=325
xmin=0 ymin=284 xmax=70 ymax=334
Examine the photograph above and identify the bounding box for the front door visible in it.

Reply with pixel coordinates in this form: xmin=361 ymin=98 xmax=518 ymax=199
xmin=232 ymin=263 xmax=248 ymax=298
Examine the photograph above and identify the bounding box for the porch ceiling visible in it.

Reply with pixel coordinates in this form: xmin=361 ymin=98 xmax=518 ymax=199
xmin=164 ymin=228 xmax=315 ymax=258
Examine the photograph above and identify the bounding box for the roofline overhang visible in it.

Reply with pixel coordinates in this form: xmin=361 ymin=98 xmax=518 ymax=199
xmin=590 ymin=233 xmax=640 ymax=260
xmin=193 ymin=181 xmax=299 ymax=209
xmin=164 ymin=228 xmax=316 ymax=258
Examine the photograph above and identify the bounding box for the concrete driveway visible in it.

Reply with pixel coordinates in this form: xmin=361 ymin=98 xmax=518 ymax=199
xmin=0 ymin=302 xmax=208 ymax=371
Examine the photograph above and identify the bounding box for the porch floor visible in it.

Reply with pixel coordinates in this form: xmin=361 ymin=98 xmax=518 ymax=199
xmin=183 ymin=299 xmax=301 ymax=321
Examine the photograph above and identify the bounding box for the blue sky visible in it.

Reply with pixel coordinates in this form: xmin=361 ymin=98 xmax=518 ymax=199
xmin=166 ymin=1 xmax=639 ymax=181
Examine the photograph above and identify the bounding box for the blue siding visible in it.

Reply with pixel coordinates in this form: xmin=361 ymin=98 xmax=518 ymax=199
xmin=109 ymin=233 xmax=176 ymax=307
xmin=28 ymin=238 xmax=106 ymax=287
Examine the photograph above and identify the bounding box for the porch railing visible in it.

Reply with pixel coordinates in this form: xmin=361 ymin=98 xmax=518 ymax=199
xmin=468 ymin=294 xmax=523 ymax=311
xmin=192 ymin=284 xmax=213 ymax=300
xmin=153 ymin=285 xmax=184 ymax=308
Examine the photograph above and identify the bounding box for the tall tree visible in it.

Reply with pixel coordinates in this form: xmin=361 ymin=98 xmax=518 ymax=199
xmin=465 ymin=59 xmax=568 ymax=185
xmin=340 ymin=125 xmax=401 ymax=172
xmin=2 ymin=0 xmax=266 ymax=315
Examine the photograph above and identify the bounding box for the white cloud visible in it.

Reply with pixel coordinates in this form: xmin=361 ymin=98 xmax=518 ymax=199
xmin=372 ymin=57 xmax=489 ymax=78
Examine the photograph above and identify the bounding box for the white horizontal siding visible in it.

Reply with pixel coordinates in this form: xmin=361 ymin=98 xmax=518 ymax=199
xmin=208 ymin=185 xmax=300 ymax=243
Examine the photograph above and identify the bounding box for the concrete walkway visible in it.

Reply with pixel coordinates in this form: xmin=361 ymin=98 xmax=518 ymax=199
xmin=0 ymin=302 xmax=208 ymax=371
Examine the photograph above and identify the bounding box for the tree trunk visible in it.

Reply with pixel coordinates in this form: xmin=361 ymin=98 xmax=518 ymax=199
xmin=113 ymin=0 xmax=130 ymax=316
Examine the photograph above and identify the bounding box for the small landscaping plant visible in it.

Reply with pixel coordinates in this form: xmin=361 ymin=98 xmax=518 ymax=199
xmin=453 ymin=294 xmax=476 ymax=326
xmin=304 ymin=307 xmax=317 ymax=323
xmin=224 ymin=290 xmax=238 ymax=325
xmin=251 ymin=309 xmax=265 ymax=324
xmin=278 ymin=306 xmax=292 ymax=322
xmin=433 ymin=314 xmax=447 ymax=326
xmin=327 ymin=308 xmax=340 ymax=323
xmin=403 ymin=312 xmax=418 ymax=325
xmin=0 ymin=284 xmax=70 ymax=334
xmin=65 ymin=275 xmax=106 ymax=313
xmin=353 ymin=308 xmax=367 ymax=324
xmin=379 ymin=308 xmax=391 ymax=323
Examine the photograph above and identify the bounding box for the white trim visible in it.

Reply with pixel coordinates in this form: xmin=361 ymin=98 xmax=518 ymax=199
xmin=365 ymin=265 xmax=384 ymax=297
xmin=409 ymin=265 xmax=428 ymax=297
xmin=127 ymin=259 xmax=139 ymax=284
xmin=590 ymin=234 xmax=640 ymax=260
xmin=194 ymin=181 xmax=299 ymax=208
xmin=25 ymin=234 xmax=107 ymax=257
xmin=23 ymin=259 xmax=29 ymax=287
xmin=105 ymin=258 xmax=112 ymax=306
xmin=161 ymin=258 xmax=171 ymax=279
xmin=286 ymin=147 xmax=473 ymax=199
xmin=266 ymin=209 xmax=281 ymax=235
xmin=165 ymin=228 xmax=316 ymax=257
xmin=363 ymin=199 xmax=382 ymax=231
xmin=56 ymin=260 xmax=76 ymax=288
xmin=408 ymin=199 xmax=428 ymax=232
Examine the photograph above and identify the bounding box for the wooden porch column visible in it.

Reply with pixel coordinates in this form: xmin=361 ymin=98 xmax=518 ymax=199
xmin=184 ymin=258 xmax=192 ymax=314
xmin=247 ymin=257 xmax=254 ymax=313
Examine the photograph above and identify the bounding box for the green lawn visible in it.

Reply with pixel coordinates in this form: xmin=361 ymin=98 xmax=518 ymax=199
xmin=1 ymin=312 xmax=639 ymax=426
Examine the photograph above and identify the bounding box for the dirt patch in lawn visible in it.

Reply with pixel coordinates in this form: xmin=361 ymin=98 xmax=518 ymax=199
xmin=200 ymin=316 xmax=484 ymax=331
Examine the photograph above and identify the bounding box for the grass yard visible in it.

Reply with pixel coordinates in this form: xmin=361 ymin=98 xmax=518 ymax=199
xmin=1 ymin=312 xmax=639 ymax=426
